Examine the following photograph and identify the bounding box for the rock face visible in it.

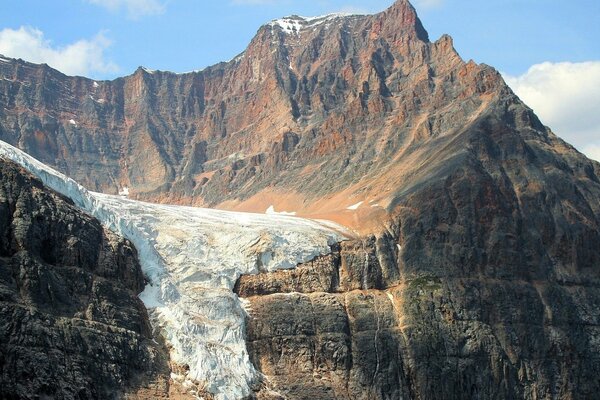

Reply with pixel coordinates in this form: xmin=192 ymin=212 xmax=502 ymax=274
xmin=0 ymin=0 xmax=600 ymax=399
xmin=4 ymin=0 xmax=592 ymax=231
xmin=0 ymin=159 xmax=171 ymax=399
xmin=237 ymin=218 xmax=600 ymax=399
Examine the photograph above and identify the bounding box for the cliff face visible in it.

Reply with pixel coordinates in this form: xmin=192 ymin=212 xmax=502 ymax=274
xmin=1 ymin=0 xmax=600 ymax=399
xmin=233 ymin=85 xmax=600 ymax=398
xmin=0 ymin=0 xmax=561 ymax=231
xmin=236 ymin=166 xmax=600 ymax=399
xmin=0 ymin=159 xmax=172 ymax=399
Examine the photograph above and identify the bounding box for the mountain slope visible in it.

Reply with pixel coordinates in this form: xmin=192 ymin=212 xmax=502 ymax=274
xmin=4 ymin=0 xmax=593 ymax=233
xmin=0 ymin=0 xmax=599 ymax=399
xmin=0 ymin=139 xmax=347 ymax=399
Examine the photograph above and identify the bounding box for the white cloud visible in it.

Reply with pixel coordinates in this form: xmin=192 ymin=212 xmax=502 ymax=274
xmin=0 ymin=26 xmax=118 ymax=77
xmin=87 ymin=0 xmax=166 ymax=19
xmin=583 ymin=144 xmax=600 ymax=162
xmin=504 ymin=61 xmax=600 ymax=162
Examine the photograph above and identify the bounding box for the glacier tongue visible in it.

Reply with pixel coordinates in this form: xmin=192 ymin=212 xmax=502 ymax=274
xmin=0 ymin=140 xmax=348 ymax=400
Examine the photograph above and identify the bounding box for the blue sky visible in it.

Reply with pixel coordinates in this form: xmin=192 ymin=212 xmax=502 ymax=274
xmin=0 ymin=0 xmax=598 ymax=159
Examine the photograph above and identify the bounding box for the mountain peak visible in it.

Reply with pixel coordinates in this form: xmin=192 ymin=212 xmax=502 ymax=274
xmin=135 ymin=66 xmax=157 ymax=74
xmin=379 ymin=0 xmax=429 ymax=41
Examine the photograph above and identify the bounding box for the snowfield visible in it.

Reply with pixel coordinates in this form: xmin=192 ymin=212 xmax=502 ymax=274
xmin=269 ymin=13 xmax=358 ymax=35
xmin=0 ymin=140 xmax=348 ymax=400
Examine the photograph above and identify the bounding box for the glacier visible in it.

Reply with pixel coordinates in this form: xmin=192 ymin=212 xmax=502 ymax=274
xmin=0 ymin=140 xmax=348 ymax=399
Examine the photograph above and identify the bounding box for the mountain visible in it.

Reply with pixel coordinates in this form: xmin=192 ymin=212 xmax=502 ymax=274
xmin=1 ymin=0 xmax=600 ymax=399
xmin=5 ymin=0 xmax=595 ymax=232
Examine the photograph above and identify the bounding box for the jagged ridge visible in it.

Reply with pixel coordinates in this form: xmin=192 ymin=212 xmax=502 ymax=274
xmin=0 ymin=0 xmax=568 ymax=233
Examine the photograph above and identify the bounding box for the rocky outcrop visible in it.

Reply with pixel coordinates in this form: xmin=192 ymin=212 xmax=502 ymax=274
xmin=236 ymin=116 xmax=600 ymax=398
xmin=237 ymin=212 xmax=600 ymax=399
xmin=0 ymin=158 xmax=172 ymax=399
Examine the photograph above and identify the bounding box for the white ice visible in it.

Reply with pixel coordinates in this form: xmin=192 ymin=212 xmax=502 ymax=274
xmin=89 ymin=95 xmax=106 ymax=104
xmin=265 ymin=205 xmax=296 ymax=216
xmin=347 ymin=201 xmax=364 ymax=210
xmin=0 ymin=139 xmax=348 ymax=400
xmin=269 ymin=13 xmax=356 ymax=36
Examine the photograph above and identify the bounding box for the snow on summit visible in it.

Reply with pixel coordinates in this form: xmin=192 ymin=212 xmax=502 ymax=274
xmin=0 ymin=139 xmax=348 ymax=400
xmin=269 ymin=13 xmax=357 ymax=35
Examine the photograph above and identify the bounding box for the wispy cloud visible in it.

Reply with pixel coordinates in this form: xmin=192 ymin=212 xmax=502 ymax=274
xmin=87 ymin=0 xmax=166 ymax=19
xmin=0 ymin=26 xmax=118 ymax=77
xmin=504 ymin=61 xmax=600 ymax=162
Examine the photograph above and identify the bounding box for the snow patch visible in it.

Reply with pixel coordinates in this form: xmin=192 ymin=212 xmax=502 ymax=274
xmin=181 ymin=69 xmax=204 ymax=74
xmin=89 ymin=95 xmax=106 ymax=104
xmin=347 ymin=201 xmax=364 ymax=210
xmin=93 ymin=81 xmax=99 ymax=88
xmin=141 ymin=66 xmax=156 ymax=74
xmin=229 ymin=52 xmax=245 ymax=64
xmin=266 ymin=205 xmax=297 ymax=216
xmin=118 ymin=187 xmax=129 ymax=197
xmin=0 ymin=139 xmax=348 ymax=400
xmin=0 ymin=56 xmax=10 ymax=63
xmin=68 ymin=119 xmax=77 ymax=126
xmin=269 ymin=13 xmax=354 ymax=35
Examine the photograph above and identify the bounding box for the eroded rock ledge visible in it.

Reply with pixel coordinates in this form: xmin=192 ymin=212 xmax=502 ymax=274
xmin=236 ymin=233 xmax=600 ymax=400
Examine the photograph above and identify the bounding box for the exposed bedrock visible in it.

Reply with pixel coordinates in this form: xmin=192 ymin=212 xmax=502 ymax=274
xmin=236 ymin=138 xmax=600 ymax=399
xmin=0 ymin=159 xmax=173 ymax=399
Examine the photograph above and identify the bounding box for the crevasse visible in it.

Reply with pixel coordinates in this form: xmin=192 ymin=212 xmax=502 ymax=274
xmin=0 ymin=140 xmax=347 ymax=400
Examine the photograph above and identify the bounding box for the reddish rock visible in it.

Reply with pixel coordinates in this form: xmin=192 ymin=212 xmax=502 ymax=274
xmin=5 ymin=0 xmax=593 ymax=233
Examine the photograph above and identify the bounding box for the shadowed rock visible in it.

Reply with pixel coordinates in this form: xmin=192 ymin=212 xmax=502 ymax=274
xmin=0 ymin=158 xmax=173 ymax=399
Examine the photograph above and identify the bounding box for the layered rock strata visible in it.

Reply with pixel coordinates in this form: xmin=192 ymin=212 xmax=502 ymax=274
xmin=0 ymin=0 xmax=599 ymax=398
xmin=237 ymin=144 xmax=600 ymax=398
xmin=0 ymin=159 xmax=171 ymax=399
xmin=3 ymin=0 xmax=592 ymax=233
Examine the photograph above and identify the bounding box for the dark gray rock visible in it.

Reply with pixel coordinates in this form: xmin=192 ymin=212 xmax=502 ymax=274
xmin=237 ymin=176 xmax=600 ymax=399
xmin=1 ymin=0 xmax=600 ymax=398
xmin=0 ymin=158 xmax=171 ymax=399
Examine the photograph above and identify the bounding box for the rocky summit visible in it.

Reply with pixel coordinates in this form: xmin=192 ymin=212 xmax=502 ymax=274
xmin=1 ymin=0 xmax=580 ymax=231
xmin=1 ymin=0 xmax=600 ymax=399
